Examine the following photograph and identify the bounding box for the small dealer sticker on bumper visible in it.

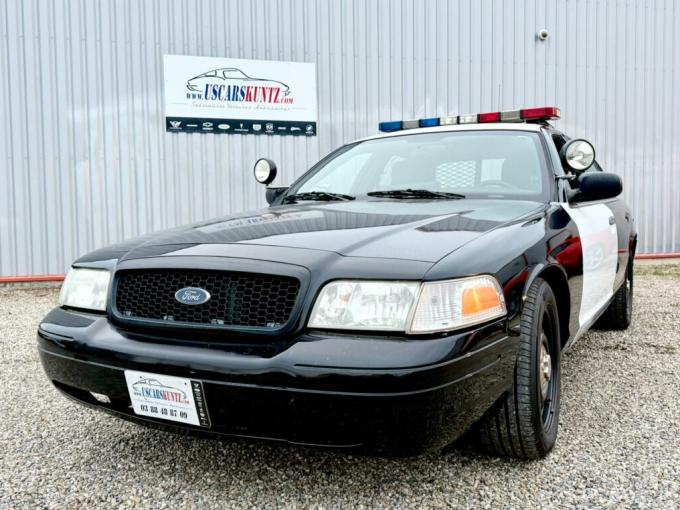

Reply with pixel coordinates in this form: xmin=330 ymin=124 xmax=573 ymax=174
xmin=124 ymin=370 xmax=210 ymax=428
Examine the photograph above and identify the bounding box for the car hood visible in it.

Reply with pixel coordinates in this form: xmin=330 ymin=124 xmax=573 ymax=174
xmin=77 ymin=199 xmax=544 ymax=265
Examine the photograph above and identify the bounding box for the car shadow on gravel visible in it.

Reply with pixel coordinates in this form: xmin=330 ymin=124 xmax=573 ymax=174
xmin=75 ymin=413 xmax=511 ymax=491
xmin=81 ymin=429 xmax=382 ymax=491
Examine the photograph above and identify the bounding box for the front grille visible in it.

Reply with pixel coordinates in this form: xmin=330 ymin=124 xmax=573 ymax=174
xmin=114 ymin=270 xmax=300 ymax=328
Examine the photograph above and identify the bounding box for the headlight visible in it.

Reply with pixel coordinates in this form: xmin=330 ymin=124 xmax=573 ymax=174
xmin=308 ymin=280 xmax=419 ymax=331
xmin=59 ymin=268 xmax=111 ymax=311
xmin=308 ymin=276 xmax=506 ymax=334
xmin=408 ymin=276 xmax=506 ymax=333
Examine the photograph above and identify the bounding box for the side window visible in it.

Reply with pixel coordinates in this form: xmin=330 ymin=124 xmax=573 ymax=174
xmin=552 ymin=133 xmax=568 ymax=154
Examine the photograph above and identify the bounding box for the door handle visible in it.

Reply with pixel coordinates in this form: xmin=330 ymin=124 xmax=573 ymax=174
xmin=608 ymin=216 xmax=616 ymax=225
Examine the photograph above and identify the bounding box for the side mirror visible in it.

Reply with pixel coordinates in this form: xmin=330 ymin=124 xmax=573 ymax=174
xmin=560 ymin=139 xmax=595 ymax=173
xmin=571 ymin=172 xmax=622 ymax=203
xmin=253 ymin=158 xmax=277 ymax=185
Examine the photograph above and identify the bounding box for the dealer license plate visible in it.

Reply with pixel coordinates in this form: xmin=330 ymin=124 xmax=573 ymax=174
xmin=124 ymin=370 xmax=211 ymax=428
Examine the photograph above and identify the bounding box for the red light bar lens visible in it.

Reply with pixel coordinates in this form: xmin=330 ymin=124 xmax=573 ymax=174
xmin=520 ymin=107 xmax=561 ymax=120
xmin=479 ymin=111 xmax=501 ymax=123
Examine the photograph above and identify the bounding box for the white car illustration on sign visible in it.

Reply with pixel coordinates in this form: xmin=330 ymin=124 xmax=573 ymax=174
xmin=187 ymin=68 xmax=290 ymax=96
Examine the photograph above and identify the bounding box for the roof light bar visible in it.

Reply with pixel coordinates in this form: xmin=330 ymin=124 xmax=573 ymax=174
xmin=520 ymin=106 xmax=561 ymax=120
xmin=458 ymin=113 xmax=478 ymax=124
xmin=419 ymin=117 xmax=440 ymax=127
xmin=377 ymin=106 xmax=560 ymax=132
xmin=478 ymin=111 xmax=501 ymax=123
xmin=439 ymin=116 xmax=458 ymax=125
xmin=378 ymin=120 xmax=402 ymax=132
xmin=500 ymin=110 xmax=522 ymax=122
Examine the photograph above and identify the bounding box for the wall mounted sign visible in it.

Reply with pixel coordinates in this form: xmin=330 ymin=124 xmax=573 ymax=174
xmin=164 ymin=54 xmax=317 ymax=136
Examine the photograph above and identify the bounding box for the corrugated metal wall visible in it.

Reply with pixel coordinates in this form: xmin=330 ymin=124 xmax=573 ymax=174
xmin=1 ymin=0 xmax=679 ymax=277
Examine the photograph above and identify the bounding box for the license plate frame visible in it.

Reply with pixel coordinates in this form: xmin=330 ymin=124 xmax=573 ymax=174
xmin=124 ymin=370 xmax=211 ymax=428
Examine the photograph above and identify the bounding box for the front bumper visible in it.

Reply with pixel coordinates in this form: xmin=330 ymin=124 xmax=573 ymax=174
xmin=38 ymin=308 xmax=519 ymax=455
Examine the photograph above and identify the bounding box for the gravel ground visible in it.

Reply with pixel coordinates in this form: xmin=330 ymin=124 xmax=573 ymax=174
xmin=1 ymin=265 xmax=679 ymax=509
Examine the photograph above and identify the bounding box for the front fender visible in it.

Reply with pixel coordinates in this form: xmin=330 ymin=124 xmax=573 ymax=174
xmin=424 ymin=204 xmax=580 ymax=347
xmin=521 ymin=263 xmax=574 ymax=348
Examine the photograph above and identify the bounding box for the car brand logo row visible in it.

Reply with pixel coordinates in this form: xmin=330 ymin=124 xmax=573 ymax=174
xmin=166 ymin=118 xmax=316 ymax=136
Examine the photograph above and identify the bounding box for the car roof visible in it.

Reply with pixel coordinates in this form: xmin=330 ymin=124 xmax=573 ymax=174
xmin=355 ymin=122 xmax=546 ymax=144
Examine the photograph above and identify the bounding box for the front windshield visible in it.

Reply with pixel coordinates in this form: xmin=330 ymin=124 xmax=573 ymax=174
xmin=292 ymin=130 xmax=549 ymax=200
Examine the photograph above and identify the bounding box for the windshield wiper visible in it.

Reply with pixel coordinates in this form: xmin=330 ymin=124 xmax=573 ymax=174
xmin=283 ymin=191 xmax=355 ymax=203
xmin=367 ymin=189 xmax=465 ymax=200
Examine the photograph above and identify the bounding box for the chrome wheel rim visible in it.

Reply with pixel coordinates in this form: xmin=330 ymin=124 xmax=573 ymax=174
xmin=539 ymin=335 xmax=552 ymax=401
xmin=539 ymin=309 xmax=558 ymax=430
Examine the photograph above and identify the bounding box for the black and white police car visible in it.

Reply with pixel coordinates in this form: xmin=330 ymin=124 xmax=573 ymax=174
xmin=38 ymin=106 xmax=635 ymax=458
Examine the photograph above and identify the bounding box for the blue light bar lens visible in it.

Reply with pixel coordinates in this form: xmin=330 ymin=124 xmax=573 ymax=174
xmin=419 ymin=118 xmax=440 ymax=127
xmin=378 ymin=121 xmax=402 ymax=132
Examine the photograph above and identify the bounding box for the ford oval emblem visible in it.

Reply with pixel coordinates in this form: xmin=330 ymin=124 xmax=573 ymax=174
xmin=174 ymin=287 xmax=211 ymax=306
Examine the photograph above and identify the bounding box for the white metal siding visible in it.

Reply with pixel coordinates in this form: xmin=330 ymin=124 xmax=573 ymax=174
xmin=1 ymin=0 xmax=678 ymax=276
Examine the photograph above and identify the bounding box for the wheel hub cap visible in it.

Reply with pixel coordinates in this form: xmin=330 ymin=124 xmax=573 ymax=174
xmin=540 ymin=335 xmax=552 ymax=400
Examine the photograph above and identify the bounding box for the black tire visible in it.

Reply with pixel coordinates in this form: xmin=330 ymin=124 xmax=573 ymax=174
xmin=473 ymin=277 xmax=561 ymax=459
xmin=594 ymin=259 xmax=633 ymax=330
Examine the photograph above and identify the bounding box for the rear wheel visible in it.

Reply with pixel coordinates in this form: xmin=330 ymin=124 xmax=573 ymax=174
xmin=473 ymin=277 xmax=561 ymax=459
xmin=595 ymin=259 xmax=633 ymax=330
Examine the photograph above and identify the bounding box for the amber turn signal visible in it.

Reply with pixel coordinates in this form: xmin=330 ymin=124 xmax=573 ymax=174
xmin=462 ymin=285 xmax=503 ymax=316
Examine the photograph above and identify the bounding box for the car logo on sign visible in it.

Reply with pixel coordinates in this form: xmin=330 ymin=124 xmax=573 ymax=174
xmin=174 ymin=287 xmax=211 ymax=305
xmin=169 ymin=120 xmax=182 ymax=129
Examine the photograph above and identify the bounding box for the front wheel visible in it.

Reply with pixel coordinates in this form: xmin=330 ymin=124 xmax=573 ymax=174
xmin=473 ymin=277 xmax=561 ymax=459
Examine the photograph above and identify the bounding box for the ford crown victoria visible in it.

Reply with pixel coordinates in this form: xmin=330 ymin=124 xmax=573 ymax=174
xmin=37 ymin=107 xmax=636 ymax=458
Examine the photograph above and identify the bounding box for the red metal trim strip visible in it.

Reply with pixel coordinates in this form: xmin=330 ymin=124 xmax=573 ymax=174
xmin=635 ymin=252 xmax=680 ymax=260
xmin=0 ymin=274 xmax=66 ymax=283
